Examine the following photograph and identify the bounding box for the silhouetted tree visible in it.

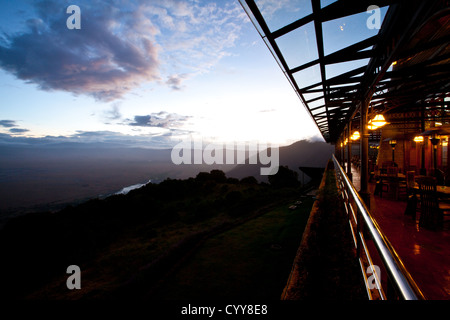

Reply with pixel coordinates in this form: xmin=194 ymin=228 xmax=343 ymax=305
xmin=210 ymin=169 xmax=227 ymax=183
xmin=226 ymin=177 xmax=239 ymax=184
xmin=268 ymin=166 xmax=299 ymax=188
xmin=195 ymin=170 xmax=227 ymax=183
xmin=240 ymin=176 xmax=258 ymax=185
xmin=195 ymin=172 xmax=211 ymax=182
xmin=226 ymin=190 xmax=242 ymax=203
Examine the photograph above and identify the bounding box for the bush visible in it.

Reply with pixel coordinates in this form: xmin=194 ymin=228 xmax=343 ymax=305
xmin=240 ymin=176 xmax=258 ymax=185
xmin=268 ymin=166 xmax=299 ymax=188
xmin=195 ymin=170 xmax=227 ymax=183
xmin=226 ymin=190 xmax=242 ymax=203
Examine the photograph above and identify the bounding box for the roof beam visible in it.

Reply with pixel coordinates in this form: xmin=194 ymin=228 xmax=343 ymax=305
xmin=311 ymin=0 xmax=331 ymax=137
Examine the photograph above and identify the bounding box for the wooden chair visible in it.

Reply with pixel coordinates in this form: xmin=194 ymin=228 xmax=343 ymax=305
xmin=408 ymin=165 xmax=417 ymax=175
xmin=380 ymin=166 xmax=399 ymax=199
xmin=437 ymin=190 xmax=450 ymax=230
xmin=397 ymin=170 xmax=412 ymax=200
xmin=380 ymin=161 xmax=396 ymax=174
xmin=369 ymin=162 xmax=377 ymax=182
xmin=404 ymin=171 xmax=418 ymax=218
xmin=406 ymin=171 xmax=416 ymax=193
xmin=416 ymin=176 xmax=448 ymax=230
xmin=387 ymin=166 xmax=398 ymax=176
xmin=430 ymin=168 xmax=445 ymax=185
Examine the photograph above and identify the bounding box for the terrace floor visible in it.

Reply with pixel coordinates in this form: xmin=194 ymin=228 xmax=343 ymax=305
xmin=346 ymin=164 xmax=450 ymax=300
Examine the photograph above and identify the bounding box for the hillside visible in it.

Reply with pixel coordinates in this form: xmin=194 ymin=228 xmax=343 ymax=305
xmin=226 ymin=140 xmax=334 ymax=182
xmin=0 ymin=145 xmax=236 ymax=217
xmin=0 ymin=168 xmax=317 ymax=300
xmin=0 ymin=139 xmax=332 ymax=217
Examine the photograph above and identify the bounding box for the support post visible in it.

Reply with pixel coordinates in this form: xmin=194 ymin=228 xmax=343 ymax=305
xmin=347 ymin=123 xmax=353 ymax=182
xmin=360 ymin=100 xmax=370 ymax=208
xmin=420 ymin=103 xmax=426 ymax=175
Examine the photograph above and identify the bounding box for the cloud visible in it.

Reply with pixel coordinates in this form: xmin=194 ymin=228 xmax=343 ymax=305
xmin=0 ymin=120 xmax=29 ymax=135
xmin=9 ymin=128 xmax=29 ymax=134
xmin=129 ymin=115 xmax=153 ymax=127
xmin=166 ymin=74 xmax=187 ymax=90
xmin=0 ymin=130 xmax=177 ymax=149
xmin=0 ymin=120 xmax=17 ymax=128
xmin=0 ymin=0 xmax=161 ymax=102
xmin=147 ymin=1 xmax=248 ymax=84
xmin=103 ymin=103 xmax=123 ymax=123
xmin=127 ymin=112 xmax=190 ymax=129
xmin=0 ymin=1 xmax=249 ymax=100
xmin=255 ymin=0 xmax=304 ymax=18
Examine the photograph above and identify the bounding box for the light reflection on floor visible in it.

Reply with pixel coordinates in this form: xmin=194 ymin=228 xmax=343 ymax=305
xmin=342 ymin=164 xmax=450 ymax=300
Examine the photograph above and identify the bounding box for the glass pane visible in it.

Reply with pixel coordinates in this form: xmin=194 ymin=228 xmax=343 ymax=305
xmin=321 ymin=0 xmax=338 ymax=8
xmin=309 ymin=98 xmax=326 ymax=110
xmin=325 ymin=58 xmax=370 ymax=80
xmin=275 ymin=21 xmax=318 ymax=70
xmin=293 ymin=64 xmax=322 ymax=90
xmin=322 ymin=7 xmax=388 ymax=56
xmin=303 ymin=92 xmax=324 ymax=102
xmin=312 ymin=107 xmax=327 ymax=116
xmin=255 ymin=0 xmax=313 ymax=32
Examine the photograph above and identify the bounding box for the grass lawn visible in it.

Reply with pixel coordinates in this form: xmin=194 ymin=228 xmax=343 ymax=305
xmin=154 ymin=197 xmax=314 ymax=300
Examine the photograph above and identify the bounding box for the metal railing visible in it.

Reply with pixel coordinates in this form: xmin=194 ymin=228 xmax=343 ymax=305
xmin=332 ymin=154 xmax=425 ymax=300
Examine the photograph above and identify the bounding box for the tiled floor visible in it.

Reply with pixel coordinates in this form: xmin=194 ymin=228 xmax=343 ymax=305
xmin=347 ymin=164 xmax=450 ymax=300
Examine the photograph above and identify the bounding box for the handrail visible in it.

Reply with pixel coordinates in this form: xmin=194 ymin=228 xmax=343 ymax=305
xmin=332 ymin=154 xmax=425 ymax=300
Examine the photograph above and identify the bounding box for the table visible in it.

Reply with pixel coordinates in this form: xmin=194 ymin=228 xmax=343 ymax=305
xmin=374 ymin=173 xmax=406 ymax=199
xmin=410 ymin=183 xmax=450 ymax=229
xmin=412 ymin=185 xmax=450 ymax=197
xmin=437 ymin=185 xmax=450 ymax=197
xmin=378 ymin=173 xmax=406 ymax=180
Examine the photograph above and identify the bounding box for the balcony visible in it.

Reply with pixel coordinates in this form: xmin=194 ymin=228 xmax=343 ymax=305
xmin=344 ymin=160 xmax=450 ymax=299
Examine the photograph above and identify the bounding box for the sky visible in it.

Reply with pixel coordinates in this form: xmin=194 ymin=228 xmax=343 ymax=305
xmin=0 ymin=0 xmax=384 ymax=149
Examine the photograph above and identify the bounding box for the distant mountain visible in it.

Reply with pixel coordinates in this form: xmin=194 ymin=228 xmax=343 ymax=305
xmin=225 ymin=140 xmax=334 ymax=182
xmin=0 ymin=139 xmax=333 ymax=217
xmin=0 ymin=145 xmax=235 ymax=216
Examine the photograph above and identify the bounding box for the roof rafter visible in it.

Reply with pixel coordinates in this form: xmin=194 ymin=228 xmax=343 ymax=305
xmin=240 ymin=0 xmax=450 ymax=143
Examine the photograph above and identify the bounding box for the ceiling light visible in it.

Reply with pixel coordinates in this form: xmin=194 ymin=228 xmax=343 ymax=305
xmin=351 ymin=131 xmax=360 ymax=141
xmin=371 ymin=114 xmax=387 ymax=128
